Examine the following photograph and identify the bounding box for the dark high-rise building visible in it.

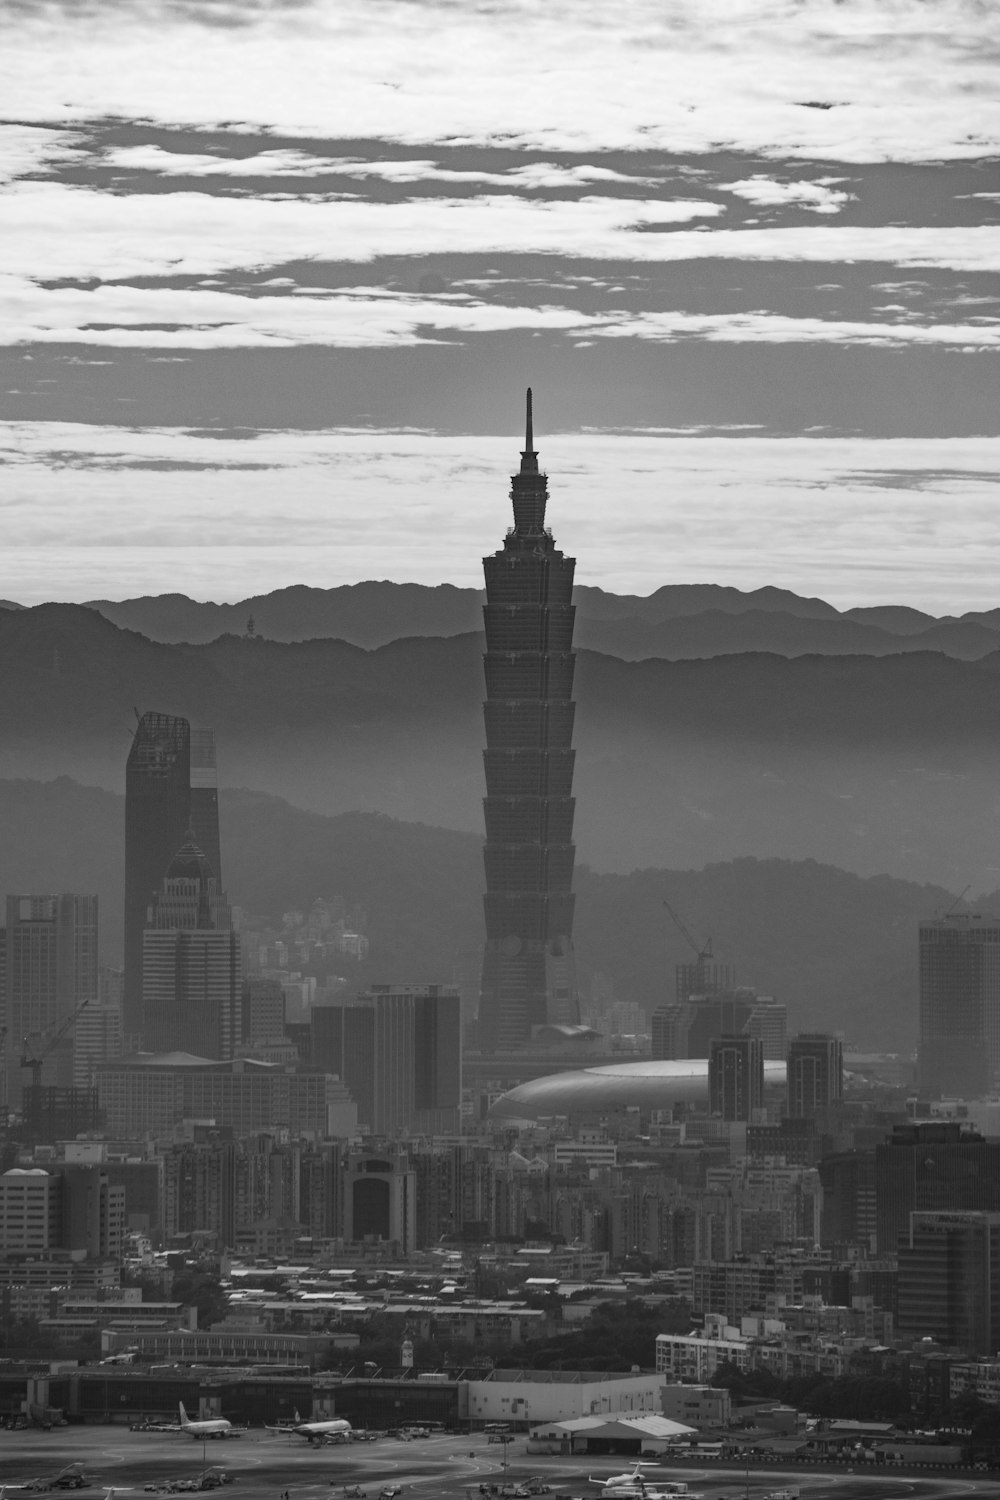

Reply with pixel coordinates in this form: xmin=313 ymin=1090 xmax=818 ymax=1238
xmin=874 ymin=1121 xmax=1000 ymax=1254
xmin=162 ymin=1136 xmax=236 ymax=1247
xmin=311 ymin=985 xmax=461 ymax=1135
xmin=897 ymin=1210 xmax=1000 ymax=1354
xmin=60 ymin=1164 xmax=126 ymax=1259
xmin=240 ymin=977 xmax=286 ymax=1044
xmin=20 ymin=1086 xmax=103 ymax=1145
xmin=124 ymin=715 xmax=222 ymax=1051
xmin=652 ymin=988 xmax=774 ymax=1061
xmin=141 ymin=833 xmax=240 ymax=1060
xmin=479 ymin=391 xmax=578 ymax=1052
xmin=189 ymin=728 xmax=222 ymax=886
xmin=787 ymin=1032 xmax=843 ymax=1119
xmin=413 ymin=986 xmax=463 ymax=1133
xmin=709 ymin=1033 xmax=764 ymax=1122
xmin=918 ymin=913 xmax=1000 ymax=1098
xmin=747 ymin=997 xmax=787 ymax=1061
xmin=3 ymin=894 xmax=98 ymax=1110
xmin=676 ymin=959 xmax=735 ymax=1004
xmin=819 ymin=1148 xmax=877 ymax=1249
xmin=650 ymin=1004 xmax=690 ymax=1061
xmin=124 ymin=712 xmax=191 ymax=1048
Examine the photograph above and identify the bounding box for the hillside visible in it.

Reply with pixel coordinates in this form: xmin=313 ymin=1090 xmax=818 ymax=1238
xmin=0 ymin=777 xmax=951 ymax=1049
xmin=3 ymin=604 xmax=1000 ymax=886
xmin=76 ymin=582 xmax=1000 ymax=660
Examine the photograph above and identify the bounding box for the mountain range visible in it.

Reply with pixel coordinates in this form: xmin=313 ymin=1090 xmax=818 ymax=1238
xmin=6 ymin=582 xmax=999 ymax=660
xmin=0 ymin=776 xmax=957 ymax=1050
xmin=3 ymin=602 xmax=1000 ymax=888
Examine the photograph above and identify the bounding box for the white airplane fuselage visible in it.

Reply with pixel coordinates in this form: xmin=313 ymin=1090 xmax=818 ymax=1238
xmin=590 ymin=1469 xmax=687 ymax=1500
xmin=296 ymin=1420 xmax=352 ymax=1443
xmin=179 ymin=1402 xmax=233 ymax=1438
xmin=267 ymin=1416 xmax=352 ymax=1443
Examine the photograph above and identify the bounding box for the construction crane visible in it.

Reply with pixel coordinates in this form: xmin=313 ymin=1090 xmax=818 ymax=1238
xmin=663 ymin=895 xmax=713 ymax=964
xmin=20 ymin=999 xmax=89 ymax=1090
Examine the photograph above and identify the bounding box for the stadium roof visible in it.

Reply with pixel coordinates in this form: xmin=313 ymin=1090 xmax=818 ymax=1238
xmin=488 ymin=1058 xmax=787 ymax=1121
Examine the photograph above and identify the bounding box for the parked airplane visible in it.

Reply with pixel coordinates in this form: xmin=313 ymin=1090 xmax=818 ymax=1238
xmin=266 ymin=1411 xmax=352 ymax=1445
xmin=178 ymin=1403 xmax=234 ymax=1440
xmin=590 ymin=1465 xmax=657 ymax=1485
xmin=588 ymin=1466 xmax=691 ymax=1500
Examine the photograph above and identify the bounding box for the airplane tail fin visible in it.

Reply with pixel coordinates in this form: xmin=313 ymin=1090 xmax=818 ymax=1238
xmin=294 ymin=1410 xmax=303 ymax=1424
xmin=179 ymin=1402 xmax=190 ymax=1426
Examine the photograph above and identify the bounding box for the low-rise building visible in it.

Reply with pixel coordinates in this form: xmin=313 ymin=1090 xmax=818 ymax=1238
xmin=656 ymin=1316 xmax=751 ymax=1382
xmin=527 ymin=1413 xmax=697 ymax=1455
xmin=951 ymin=1357 xmax=1000 ymax=1407
xmin=0 ymin=1251 xmax=120 ymax=1321
xmin=468 ymin=1368 xmax=667 ymax=1428
xmin=56 ymin=1298 xmax=197 ymax=1332
xmin=660 ymin=1382 xmax=730 ymax=1427
xmin=101 ymin=1325 xmax=348 ymax=1368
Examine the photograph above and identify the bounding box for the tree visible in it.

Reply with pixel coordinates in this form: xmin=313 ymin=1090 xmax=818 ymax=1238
xmin=170 ymin=1269 xmax=227 ymax=1328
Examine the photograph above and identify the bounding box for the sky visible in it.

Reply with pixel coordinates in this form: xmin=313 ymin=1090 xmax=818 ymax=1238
xmin=2 ymin=0 xmax=999 ymax=612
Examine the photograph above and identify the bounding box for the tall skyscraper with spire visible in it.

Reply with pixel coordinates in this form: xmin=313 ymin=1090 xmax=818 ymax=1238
xmin=478 ymin=391 xmax=579 ymax=1052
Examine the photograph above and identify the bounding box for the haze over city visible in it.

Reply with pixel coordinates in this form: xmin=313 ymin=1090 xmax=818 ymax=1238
xmin=4 ymin=1 xmax=1000 ymax=1488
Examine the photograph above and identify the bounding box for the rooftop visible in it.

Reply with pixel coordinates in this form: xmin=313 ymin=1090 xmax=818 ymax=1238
xmin=480 ymin=1368 xmax=656 ymax=1385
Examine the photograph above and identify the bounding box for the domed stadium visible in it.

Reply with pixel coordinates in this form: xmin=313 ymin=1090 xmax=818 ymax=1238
xmin=488 ymin=1057 xmax=787 ymax=1120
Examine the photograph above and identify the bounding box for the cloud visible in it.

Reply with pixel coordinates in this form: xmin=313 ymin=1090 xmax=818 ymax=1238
xmin=588 ymin=310 xmax=1000 ymax=349
xmin=0 ymin=279 xmax=586 ymax=348
xmin=724 ymin=176 xmax=855 ymax=214
xmin=102 ymin=146 xmax=661 ymax=190
xmin=103 ymin=146 xmax=366 ymax=178
xmin=5 ymin=182 xmax=1000 ymax=289
xmin=2 ymin=0 xmax=999 ymax=162
xmin=4 ymin=422 xmax=1000 ymax=612
xmin=2 ymin=277 xmax=997 ymax=350
xmin=0 ymin=124 xmax=86 ymax=184
xmin=0 ymin=185 xmax=734 ymax=282
xmin=837 ymin=468 xmax=1000 ymax=491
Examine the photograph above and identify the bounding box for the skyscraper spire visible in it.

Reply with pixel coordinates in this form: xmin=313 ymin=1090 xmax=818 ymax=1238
xmin=479 ymin=392 xmax=579 ymax=1053
xmin=520 ymin=386 xmax=538 ymax=474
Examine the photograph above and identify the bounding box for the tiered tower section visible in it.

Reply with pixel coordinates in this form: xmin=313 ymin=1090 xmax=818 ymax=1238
xmin=479 ymin=391 xmax=579 ymax=1052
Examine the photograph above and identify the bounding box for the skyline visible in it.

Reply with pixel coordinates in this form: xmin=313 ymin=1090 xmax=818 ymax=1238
xmin=2 ymin=0 xmax=999 ymax=612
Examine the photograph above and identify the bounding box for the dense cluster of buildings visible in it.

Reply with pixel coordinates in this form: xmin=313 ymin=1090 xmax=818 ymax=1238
xmin=4 ymin=398 xmax=1000 ymax=1441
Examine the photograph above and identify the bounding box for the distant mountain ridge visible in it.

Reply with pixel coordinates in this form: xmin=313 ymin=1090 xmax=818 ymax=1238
xmin=59 ymin=582 xmax=1000 ymax=660
xmin=0 ymin=775 xmax=960 ymax=1049
xmin=4 ymin=603 xmax=1000 ymax=888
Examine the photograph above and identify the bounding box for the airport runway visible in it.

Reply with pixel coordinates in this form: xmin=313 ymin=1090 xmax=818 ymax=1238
xmin=1 ymin=1426 xmax=999 ymax=1500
